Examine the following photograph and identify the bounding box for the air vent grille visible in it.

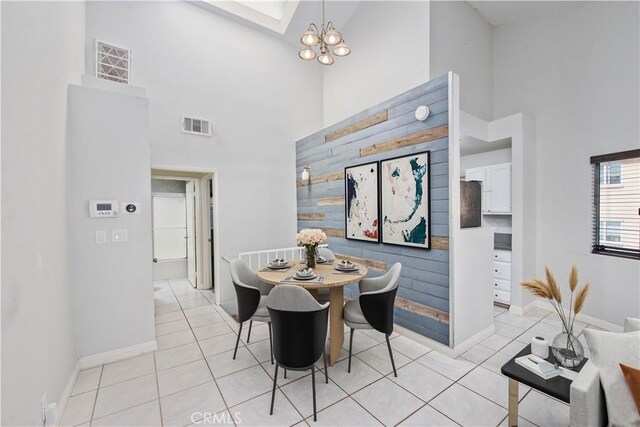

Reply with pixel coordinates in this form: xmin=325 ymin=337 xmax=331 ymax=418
xmin=95 ymin=40 xmax=130 ymax=84
xmin=182 ymin=117 xmax=211 ymax=136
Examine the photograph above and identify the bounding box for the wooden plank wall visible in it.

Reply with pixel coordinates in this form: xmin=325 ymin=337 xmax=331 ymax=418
xmin=295 ymin=74 xmax=451 ymax=345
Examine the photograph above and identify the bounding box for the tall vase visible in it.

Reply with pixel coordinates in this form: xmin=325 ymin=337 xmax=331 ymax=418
xmin=305 ymin=244 xmax=317 ymax=269
xmin=551 ymin=331 xmax=585 ymax=368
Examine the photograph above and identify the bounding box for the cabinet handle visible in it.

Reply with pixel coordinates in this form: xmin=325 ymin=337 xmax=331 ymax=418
xmin=495 ymin=269 xmax=498 ymax=272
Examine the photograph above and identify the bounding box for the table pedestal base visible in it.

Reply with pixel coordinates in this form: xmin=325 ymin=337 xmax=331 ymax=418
xmin=328 ymin=287 xmax=344 ymax=365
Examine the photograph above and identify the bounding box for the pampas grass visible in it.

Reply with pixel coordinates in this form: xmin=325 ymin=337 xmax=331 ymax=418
xmin=521 ymin=265 xmax=591 ymax=337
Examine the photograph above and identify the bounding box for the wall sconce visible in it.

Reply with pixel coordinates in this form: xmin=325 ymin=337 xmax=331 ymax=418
xmin=415 ymin=105 xmax=430 ymax=121
xmin=301 ymin=166 xmax=311 ymax=181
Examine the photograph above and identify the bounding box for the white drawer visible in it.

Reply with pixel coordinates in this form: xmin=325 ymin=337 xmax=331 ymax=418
xmin=493 ymin=250 xmax=512 ymax=263
xmin=493 ymin=279 xmax=511 ymax=292
xmin=494 ymin=289 xmax=510 ymax=304
xmin=493 ymin=261 xmax=511 ymax=280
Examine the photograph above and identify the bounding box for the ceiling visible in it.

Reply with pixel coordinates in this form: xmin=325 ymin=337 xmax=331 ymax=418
xmin=196 ymin=0 xmax=360 ymax=41
xmin=238 ymin=1 xmax=290 ymax=19
xmin=467 ymin=1 xmax=577 ymax=26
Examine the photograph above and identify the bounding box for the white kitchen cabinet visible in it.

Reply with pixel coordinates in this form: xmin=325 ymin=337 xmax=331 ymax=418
xmin=492 ymin=250 xmax=512 ymax=305
xmin=465 ymin=163 xmax=512 ymax=214
xmin=486 ymin=164 xmax=511 ymax=213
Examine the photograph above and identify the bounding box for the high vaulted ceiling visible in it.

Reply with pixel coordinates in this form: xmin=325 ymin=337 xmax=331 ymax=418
xmin=196 ymin=0 xmax=360 ymax=43
xmin=467 ymin=1 xmax=578 ymax=26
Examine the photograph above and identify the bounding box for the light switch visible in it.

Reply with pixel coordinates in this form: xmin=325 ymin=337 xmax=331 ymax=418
xmin=95 ymin=230 xmax=107 ymax=244
xmin=112 ymin=228 xmax=128 ymax=243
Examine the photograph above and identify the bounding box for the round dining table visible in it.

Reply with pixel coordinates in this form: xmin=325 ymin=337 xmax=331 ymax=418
xmin=256 ymin=260 xmax=368 ymax=366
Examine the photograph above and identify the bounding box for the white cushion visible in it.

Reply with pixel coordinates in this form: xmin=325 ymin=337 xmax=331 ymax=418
xmin=583 ymin=329 xmax=640 ymax=427
xmin=624 ymin=317 xmax=640 ymax=333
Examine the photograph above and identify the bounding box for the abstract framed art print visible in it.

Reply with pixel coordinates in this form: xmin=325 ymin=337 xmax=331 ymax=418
xmin=380 ymin=151 xmax=431 ymax=248
xmin=345 ymin=162 xmax=379 ymax=242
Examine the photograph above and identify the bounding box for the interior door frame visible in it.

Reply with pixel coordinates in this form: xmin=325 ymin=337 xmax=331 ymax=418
xmin=151 ymin=167 xmax=220 ymax=305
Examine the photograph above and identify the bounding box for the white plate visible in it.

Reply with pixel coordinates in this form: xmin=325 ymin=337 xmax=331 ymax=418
xmin=268 ymin=263 xmax=290 ymax=270
xmin=294 ymin=272 xmax=317 ymax=280
xmin=335 ymin=265 xmax=358 ymax=271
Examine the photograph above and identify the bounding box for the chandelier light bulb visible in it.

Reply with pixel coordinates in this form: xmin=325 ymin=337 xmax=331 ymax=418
xmin=323 ymin=29 xmax=342 ymax=46
xmin=299 ymin=48 xmax=317 ymax=61
xmin=301 ymin=30 xmax=319 ymax=46
xmin=318 ymin=53 xmax=334 ymax=65
xmin=333 ymin=42 xmax=350 ymax=57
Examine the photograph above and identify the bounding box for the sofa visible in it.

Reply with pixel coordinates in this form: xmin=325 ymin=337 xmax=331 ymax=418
xmin=570 ymin=318 xmax=640 ymax=426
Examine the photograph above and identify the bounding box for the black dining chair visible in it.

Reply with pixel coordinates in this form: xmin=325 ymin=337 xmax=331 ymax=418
xmin=343 ymin=262 xmax=402 ymax=377
xmin=229 ymin=258 xmax=274 ymax=363
xmin=267 ymin=285 xmax=329 ymax=422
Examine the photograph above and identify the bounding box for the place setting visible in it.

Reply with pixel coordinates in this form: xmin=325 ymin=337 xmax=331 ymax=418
xmin=259 ymin=258 xmax=294 ymax=272
xmin=333 ymin=259 xmax=361 ymax=274
xmin=281 ymin=267 xmax=326 ymax=284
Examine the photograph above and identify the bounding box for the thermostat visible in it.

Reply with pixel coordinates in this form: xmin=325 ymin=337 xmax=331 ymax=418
xmin=122 ymin=202 xmax=140 ymax=214
xmin=89 ymin=200 xmax=119 ymax=217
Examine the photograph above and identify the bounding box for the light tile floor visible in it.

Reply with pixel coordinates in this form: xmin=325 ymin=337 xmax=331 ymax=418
xmin=61 ymin=278 xmax=590 ymax=426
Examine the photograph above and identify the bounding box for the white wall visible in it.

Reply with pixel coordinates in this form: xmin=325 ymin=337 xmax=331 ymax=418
xmin=322 ymin=1 xmax=430 ymax=127
xmin=1 ymin=1 xmax=85 ymax=425
xmin=430 ymin=0 xmax=493 ymax=121
xmin=68 ymin=81 xmax=155 ymax=357
xmin=493 ymin=1 xmax=640 ymax=326
xmin=84 ymin=1 xmax=324 ymax=305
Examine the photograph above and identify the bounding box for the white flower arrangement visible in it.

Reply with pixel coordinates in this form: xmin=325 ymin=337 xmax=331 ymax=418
xmin=296 ymin=228 xmax=327 ymax=246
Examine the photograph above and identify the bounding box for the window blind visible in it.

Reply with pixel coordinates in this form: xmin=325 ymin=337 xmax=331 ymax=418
xmin=591 ymin=149 xmax=640 ymax=259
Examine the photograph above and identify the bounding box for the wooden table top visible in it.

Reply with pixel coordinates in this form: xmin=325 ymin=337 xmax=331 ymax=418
xmin=256 ymin=260 xmax=368 ymax=289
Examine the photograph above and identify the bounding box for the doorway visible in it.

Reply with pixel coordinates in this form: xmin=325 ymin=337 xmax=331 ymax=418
xmin=151 ymin=170 xmax=218 ymax=300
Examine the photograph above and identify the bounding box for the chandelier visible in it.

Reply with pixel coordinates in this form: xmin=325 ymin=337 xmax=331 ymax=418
xmin=298 ymin=0 xmax=350 ymax=65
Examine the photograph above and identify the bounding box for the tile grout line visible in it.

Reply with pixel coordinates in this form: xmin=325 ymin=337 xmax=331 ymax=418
xmin=151 ymin=351 xmax=164 ymax=426
xmin=169 ymin=278 xmax=239 ymax=426
xmin=87 ymin=364 xmax=104 ymax=425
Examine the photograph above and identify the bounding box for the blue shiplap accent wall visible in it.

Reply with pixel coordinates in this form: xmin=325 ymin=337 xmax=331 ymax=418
xmin=295 ymin=74 xmax=450 ymax=345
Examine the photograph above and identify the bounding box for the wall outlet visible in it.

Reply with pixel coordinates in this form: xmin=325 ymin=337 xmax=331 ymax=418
xmin=112 ymin=228 xmax=128 ymax=243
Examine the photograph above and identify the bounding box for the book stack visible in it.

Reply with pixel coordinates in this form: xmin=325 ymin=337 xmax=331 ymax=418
xmin=515 ymin=354 xmax=563 ymax=380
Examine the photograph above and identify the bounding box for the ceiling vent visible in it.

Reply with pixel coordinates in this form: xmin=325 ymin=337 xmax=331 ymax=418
xmin=182 ymin=116 xmax=212 ymax=136
xmin=95 ymin=40 xmax=130 ymax=84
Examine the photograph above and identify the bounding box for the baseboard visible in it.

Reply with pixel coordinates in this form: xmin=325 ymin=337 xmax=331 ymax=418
xmin=535 ymin=300 xmax=624 ymax=333
xmin=509 ymin=300 xmax=537 ymax=316
xmin=52 ymin=361 xmax=80 ymax=426
xmin=451 ymin=324 xmax=496 ymax=357
xmin=78 ymin=340 xmax=158 ymax=370
xmin=394 ymin=324 xmax=456 ymax=357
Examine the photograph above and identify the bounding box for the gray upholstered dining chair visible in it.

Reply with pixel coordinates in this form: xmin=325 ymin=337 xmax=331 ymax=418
xmin=267 ymin=285 xmax=329 ymax=422
xmin=343 ymin=262 xmax=402 ymax=376
xmin=229 ymin=258 xmax=274 ymax=363
xmin=316 ymin=247 xmax=335 ymax=303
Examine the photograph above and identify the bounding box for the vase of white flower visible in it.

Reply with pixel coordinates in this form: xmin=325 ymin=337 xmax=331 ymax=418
xmin=296 ymin=229 xmax=327 ymax=269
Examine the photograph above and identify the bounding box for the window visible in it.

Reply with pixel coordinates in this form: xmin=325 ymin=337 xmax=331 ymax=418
xmin=601 ymin=162 xmax=622 ymax=185
xmin=591 ymin=150 xmax=640 ymax=259
xmin=600 ymin=220 xmax=622 ymax=243
xmin=95 ymin=40 xmax=130 ymax=84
